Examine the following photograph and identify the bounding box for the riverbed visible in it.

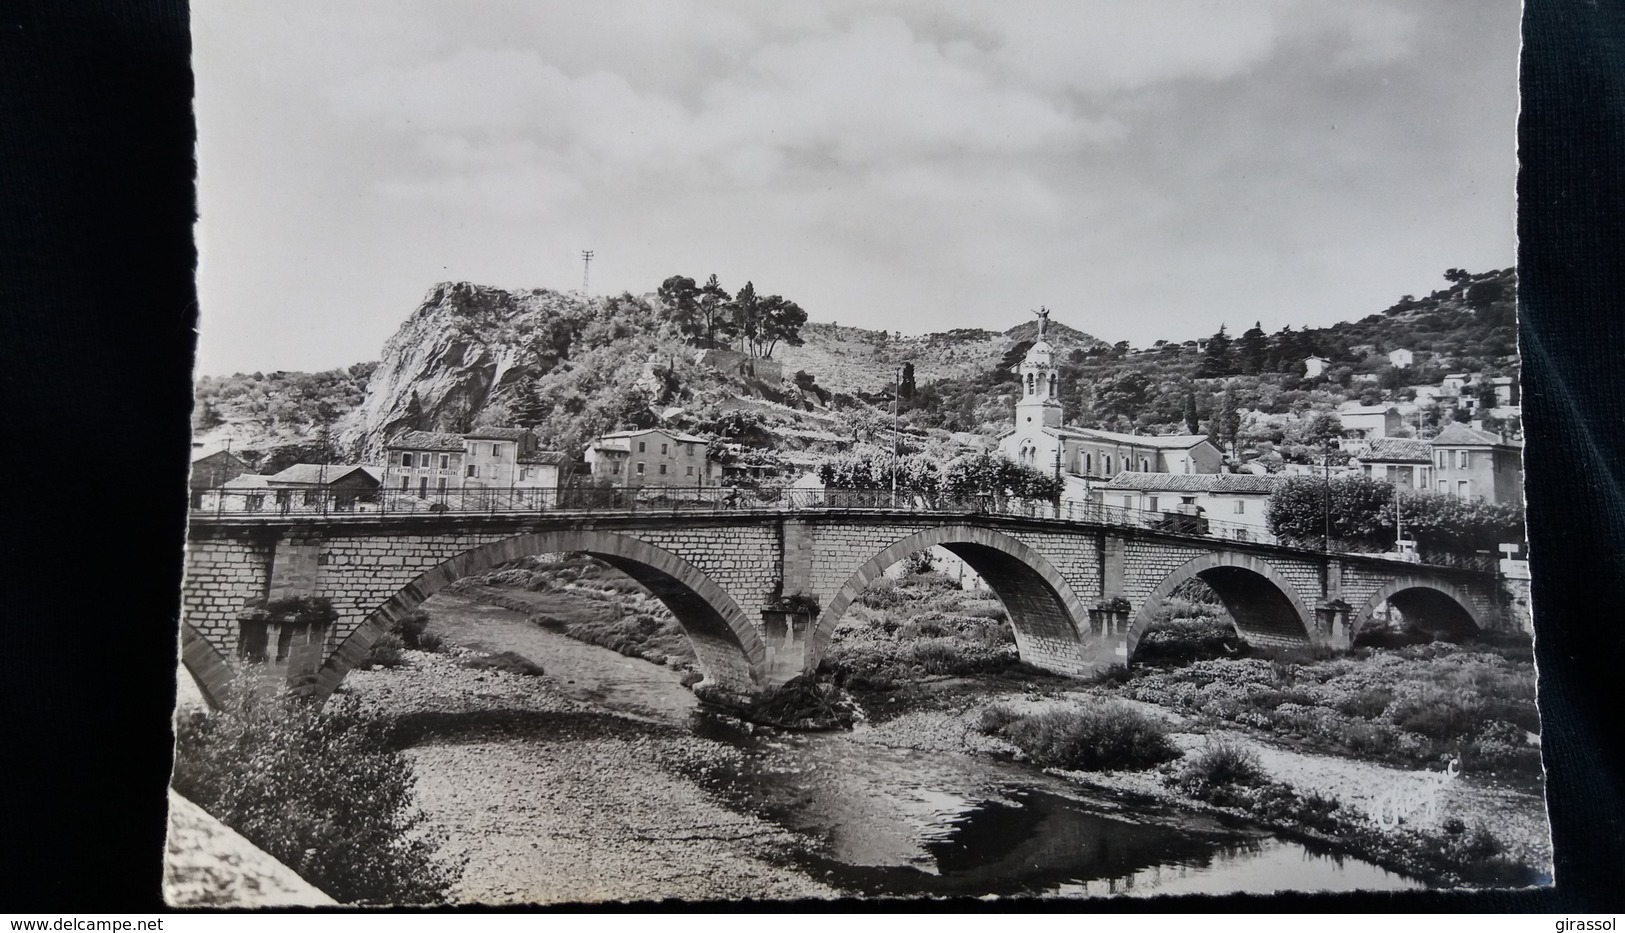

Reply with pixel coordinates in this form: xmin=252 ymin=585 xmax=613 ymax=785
xmin=338 ymin=592 xmax=1498 ymax=904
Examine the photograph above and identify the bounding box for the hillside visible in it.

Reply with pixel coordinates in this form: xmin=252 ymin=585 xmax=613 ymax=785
xmin=191 ymin=267 xmax=1516 ymax=469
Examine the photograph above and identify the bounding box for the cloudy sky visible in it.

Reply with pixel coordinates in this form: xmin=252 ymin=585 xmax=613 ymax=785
xmin=192 ymin=1 xmax=1519 ymax=374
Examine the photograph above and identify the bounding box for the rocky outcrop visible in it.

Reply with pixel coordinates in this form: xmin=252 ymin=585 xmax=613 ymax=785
xmin=347 ymin=283 xmax=577 ymax=458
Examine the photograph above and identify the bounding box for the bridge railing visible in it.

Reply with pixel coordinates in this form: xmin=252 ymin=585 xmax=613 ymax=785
xmin=189 ymin=484 xmax=1489 ymax=570
xmin=190 ymin=483 xmax=1277 ymax=537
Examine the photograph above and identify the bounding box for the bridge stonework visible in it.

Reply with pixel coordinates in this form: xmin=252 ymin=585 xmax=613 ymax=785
xmin=179 ymin=511 xmax=1511 ymax=707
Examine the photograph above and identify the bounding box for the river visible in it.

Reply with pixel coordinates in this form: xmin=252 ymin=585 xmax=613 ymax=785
xmin=396 ymin=592 xmax=1423 ymax=901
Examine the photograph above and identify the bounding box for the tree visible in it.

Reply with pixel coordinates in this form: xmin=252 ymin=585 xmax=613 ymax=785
xmin=1266 ymin=474 xmax=1397 ymax=550
xmin=941 ymin=450 xmax=1062 ymax=504
xmin=730 ymin=281 xmax=760 ymax=356
xmin=1476 ymin=379 xmax=1499 ymax=412
xmin=755 ymin=294 xmax=808 ymax=358
xmin=899 ymin=362 xmax=917 ymax=403
xmin=1211 ymin=384 xmax=1242 ymax=455
xmin=192 ymin=399 xmax=224 ymax=432
xmin=1197 ymin=324 xmax=1235 ymax=377
xmin=1238 ymin=321 xmax=1268 ymax=375
xmin=1183 ymin=389 xmax=1199 ymax=434
xmin=1094 ymin=370 xmax=1152 ymax=422
xmin=510 ymin=374 xmax=548 ymax=429
xmin=656 ymin=274 xmax=701 ymax=341
xmin=1444 ymin=268 xmax=1472 ymax=284
xmin=695 ymin=274 xmax=733 ymax=348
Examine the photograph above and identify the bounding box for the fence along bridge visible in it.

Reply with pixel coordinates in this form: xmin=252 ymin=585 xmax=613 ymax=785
xmin=180 ymin=486 xmax=1509 ymax=706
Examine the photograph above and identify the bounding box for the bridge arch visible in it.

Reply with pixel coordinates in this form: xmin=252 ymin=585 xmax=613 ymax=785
xmin=1127 ymin=552 xmax=1313 ymax=659
xmin=1351 ymin=576 xmax=1483 ymax=642
xmin=308 ymin=530 xmax=767 ymax=703
xmin=810 ymin=524 xmax=1092 ymax=676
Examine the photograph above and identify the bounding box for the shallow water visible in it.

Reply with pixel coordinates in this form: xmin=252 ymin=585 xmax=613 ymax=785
xmin=423 ymin=592 xmax=1423 ymax=898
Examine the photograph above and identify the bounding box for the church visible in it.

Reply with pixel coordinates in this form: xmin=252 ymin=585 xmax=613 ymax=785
xmin=996 ymin=311 xmax=1222 ymax=502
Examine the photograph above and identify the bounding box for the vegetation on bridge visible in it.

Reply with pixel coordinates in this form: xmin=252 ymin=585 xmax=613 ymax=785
xmin=1266 ymin=473 xmax=1526 ymax=556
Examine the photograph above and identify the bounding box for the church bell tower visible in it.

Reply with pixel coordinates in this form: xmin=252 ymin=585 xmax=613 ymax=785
xmin=1015 ymin=309 xmax=1063 ymax=431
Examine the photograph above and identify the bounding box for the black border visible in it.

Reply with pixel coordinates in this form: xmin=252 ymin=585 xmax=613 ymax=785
xmin=2 ymin=0 xmax=1622 ymax=913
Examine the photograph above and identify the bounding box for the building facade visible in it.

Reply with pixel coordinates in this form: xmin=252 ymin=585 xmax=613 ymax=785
xmin=585 ymin=428 xmax=721 ymax=487
xmin=1429 ymin=422 xmax=1524 ymax=506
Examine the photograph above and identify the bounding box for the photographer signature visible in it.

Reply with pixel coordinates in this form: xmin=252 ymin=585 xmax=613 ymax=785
xmin=1373 ymin=758 xmax=1460 ymax=828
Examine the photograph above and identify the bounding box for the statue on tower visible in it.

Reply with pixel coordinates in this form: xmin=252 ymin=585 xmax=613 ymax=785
xmin=1032 ymin=306 xmax=1050 ymax=339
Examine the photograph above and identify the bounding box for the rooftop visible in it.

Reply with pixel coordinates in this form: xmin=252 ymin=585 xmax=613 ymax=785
xmin=519 ymin=450 xmax=571 ymax=465
xmin=464 ymin=426 xmax=532 ymax=441
xmin=385 ymin=430 xmax=465 ymax=452
xmin=265 ymin=463 xmax=380 ymax=486
xmin=1432 ymin=422 xmax=1522 ymax=448
xmin=1360 ymin=438 xmax=1433 ymax=463
xmin=1099 ymin=472 xmax=1280 ymax=494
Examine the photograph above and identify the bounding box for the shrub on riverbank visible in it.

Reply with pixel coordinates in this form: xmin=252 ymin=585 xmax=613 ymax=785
xmin=1123 ymin=642 xmax=1540 ymax=777
xmin=172 ymin=680 xmax=461 ymax=904
xmin=978 ymin=702 xmax=1181 ymax=772
xmin=459 ymin=650 xmax=545 ymax=676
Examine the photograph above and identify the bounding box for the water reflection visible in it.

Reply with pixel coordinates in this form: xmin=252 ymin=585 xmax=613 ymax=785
xmin=705 ymin=728 xmax=1422 ymax=899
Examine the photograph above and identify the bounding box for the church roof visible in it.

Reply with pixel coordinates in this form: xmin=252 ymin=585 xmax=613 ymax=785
xmin=1045 ymin=427 xmax=1214 ymax=450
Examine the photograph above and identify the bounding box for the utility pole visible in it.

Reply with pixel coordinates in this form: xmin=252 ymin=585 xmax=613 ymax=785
xmin=891 ymin=364 xmax=902 ymax=507
xmin=1322 ymin=438 xmax=1331 ymax=553
xmin=581 ymin=249 xmax=594 ymax=293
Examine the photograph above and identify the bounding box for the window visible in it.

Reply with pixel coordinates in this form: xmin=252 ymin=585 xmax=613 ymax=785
xmin=466 ymin=465 xmax=478 ymax=478
xmin=437 ymin=477 xmax=447 ymax=492
xmin=612 ymin=463 xmax=621 ymax=475
xmin=685 ymin=444 xmax=694 ymax=457
xmin=1104 ymin=456 xmax=1113 ymax=475
xmin=1456 ymin=450 xmax=1469 ymax=470
xmin=419 ymin=478 xmax=428 ymax=498
xmin=400 ymin=476 xmax=410 ymax=490
xmin=1121 ymin=495 xmax=1133 ymax=508
xmin=1140 ymin=458 xmax=1150 ymax=472
xmin=1148 ymin=496 xmax=1159 ymax=511
xmin=493 ymin=444 xmax=502 ymax=458
xmin=439 ymin=454 xmax=449 ymax=470
xmin=1436 ymin=450 xmax=1448 ymax=469
xmin=659 ymin=464 xmax=667 ymax=475
xmin=661 ymin=443 xmax=668 ymax=455
xmin=638 ymin=441 xmax=646 ymax=453
xmin=1437 ymin=480 xmax=1448 ymax=494
xmin=636 ymin=462 xmax=646 ymax=475
xmin=686 ymin=465 xmax=694 ymax=476
xmin=245 ymin=494 xmax=264 ymax=512
xmin=402 ymin=453 xmax=413 ymax=467
xmin=1085 ymin=453 xmax=1093 ymax=475
xmin=303 ymin=490 xmax=318 ymax=505
xmin=1234 ymin=500 xmax=1246 ymax=514
xmin=1457 ymin=480 xmax=1469 ymax=498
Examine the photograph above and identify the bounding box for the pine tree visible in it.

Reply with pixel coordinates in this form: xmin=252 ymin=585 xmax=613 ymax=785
xmin=510 ymin=375 xmax=548 ymax=429
xmin=899 ymin=362 xmax=917 ymax=403
xmin=1183 ymin=389 xmax=1199 ymax=434
xmin=1198 ymin=324 xmax=1235 ymax=378
xmin=1238 ymin=321 xmax=1268 ymax=375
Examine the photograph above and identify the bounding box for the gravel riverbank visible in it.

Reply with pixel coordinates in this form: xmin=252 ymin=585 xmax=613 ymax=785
xmin=344 ymin=647 xmax=838 ymax=904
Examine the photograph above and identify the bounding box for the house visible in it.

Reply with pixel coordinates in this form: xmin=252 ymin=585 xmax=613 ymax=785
xmin=997 ymin=328 xmax=1220 ymax=487
xmin=1388 ymin=348 xmax=1414 ymax=368
xmin=1429 ymin=422 xmax=1524 ymax=506
xmin=189 ymin=444 xmax=251 ymax=506
xmin=516 ymin=450 xmax=573 ymax=490
xmin=1353 ymin=437 xmax=1433 ymax=490
xmin=1487 ymin=375 xmax=1520 ymax=408
xmin=1336 ymin=403 xmax=1402 ymax=440
xmin=383 ymin=427 xmax=572 ymax=497
xmin=263 ymin=463 xmax=382 ymax=511
xmin=1303 ymin=355 xmax=1331 ymax=378
xmin=383 ymin=430 xmax=465 ymax=498
xmin=1096 ymin=472 xmax=1280 ymax=542
xmin=585 ymin=428 xmax=721 ymax=488
xmin=461 ymin=426 xmax=538 ymax=489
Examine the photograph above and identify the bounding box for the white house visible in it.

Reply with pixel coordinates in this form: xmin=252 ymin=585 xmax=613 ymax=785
xmin=1388 ymin=348 xmax=1414 ymax=368
xmin=1304 ymin=355 xmax=1332 ymax=378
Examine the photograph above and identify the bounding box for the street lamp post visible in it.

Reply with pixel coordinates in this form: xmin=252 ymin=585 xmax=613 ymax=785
xmin=1322 ymin=438 xmax=1331 ymax=553
xmin=891 ymin=364 xmax=902 ymax=508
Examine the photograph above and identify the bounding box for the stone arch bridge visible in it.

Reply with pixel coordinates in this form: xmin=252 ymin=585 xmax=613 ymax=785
xmin=179 ymin=509 xmax=1507 ymax=707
